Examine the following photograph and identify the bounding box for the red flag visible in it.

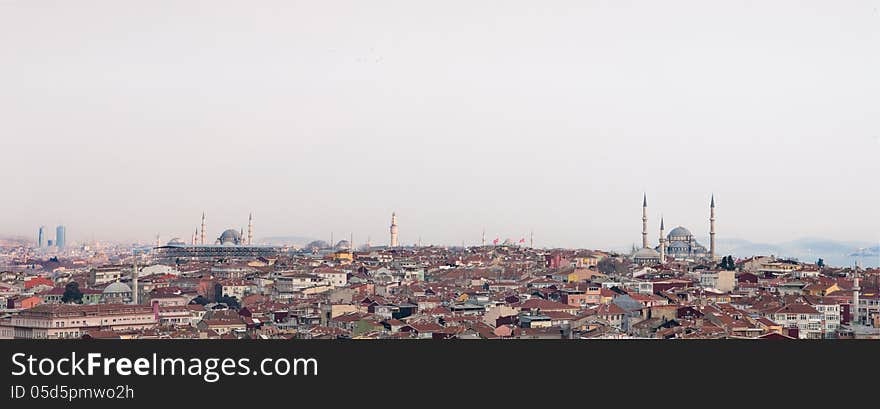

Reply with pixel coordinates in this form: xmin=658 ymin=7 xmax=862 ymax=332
xmin=493 ymin=238 xmax=499 ymax=245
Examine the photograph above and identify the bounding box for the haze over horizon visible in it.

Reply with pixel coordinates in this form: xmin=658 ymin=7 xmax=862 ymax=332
xmin=1 ymin=1 xmax=878 ymax=248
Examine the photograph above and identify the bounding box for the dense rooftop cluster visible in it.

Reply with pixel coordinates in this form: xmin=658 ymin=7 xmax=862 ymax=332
xmin=1 ymin=243 xmax=878 ymax=339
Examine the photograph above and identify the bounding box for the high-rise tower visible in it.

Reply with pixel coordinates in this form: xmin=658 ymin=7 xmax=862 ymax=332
xmin=709 ymin=194 xmax=716 ymax=261
xmin=200 ymin=212 xmax=207 ymax=245
xmin=55 ymin=225 xmax=66 ymax=248
xmin=247 ymin=213 xmax=254 ymax=245
xmin=642 ymin=194 xmax=648 ymax=248
xmin=38 ymin=226 xmax=45 ymax=248
xmin=390 ymin=212 xmax=399 ymax=247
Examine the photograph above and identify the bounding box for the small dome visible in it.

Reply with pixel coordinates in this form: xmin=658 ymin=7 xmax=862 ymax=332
xmin=633 ymin=247 xmax=660 ymax=259
xmin=668 ymin=241 xmax=690 ymax=249
xmin=335 ymin=240 xmax=351 ymax=250
xmin=103 ymin=282 xmax=132 ymax=294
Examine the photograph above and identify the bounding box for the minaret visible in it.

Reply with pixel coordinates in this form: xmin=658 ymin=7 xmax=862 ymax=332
xmin=132 ymin=253 xmax=139 ymax=305
xmin=247 ymin=213 xmax=254 ymax=245
xmin=642 ymin=194 xmax=649 ymax=248
xmin=709 ymin=194 xmax=716 ymax=261
xmin=530 ymin=230 xmax=534 ymax=249
xmin=192 ymin=229 xmax=198 ymax=245
xmin=239 ymin=228 xmax=244 ymax=245
xmin=481 ymin=229 xmax=486 ymax=246
xmin=659 ymin=216 xmax=666 ymax=264
xmin=200 ymin=212 xmax=207 ymax=245
xmin=155 ymin=234 xmax=160 ymax=249
xmin=390 ymin=212 xmax=399 ymax=247
xmin=853 ymin=262 xmax=861 ymax=325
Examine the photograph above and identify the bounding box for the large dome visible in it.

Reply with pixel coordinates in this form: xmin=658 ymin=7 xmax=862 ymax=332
xmin=668 ymin=226 xmax=693 ymax=240
xmin=219 ymin=229 xmax=242 ymax=245
xmin=167 ymin=237 xmax=186 ymax=246
xmin=103 ymin=282 xmax=132 ymax=294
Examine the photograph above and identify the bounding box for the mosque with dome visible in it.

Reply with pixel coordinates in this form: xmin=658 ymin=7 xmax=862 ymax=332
xmin=632 ymin=194 xmax=717 ymax=265
xmin=155 ymin=213 xmax=283 ymax=262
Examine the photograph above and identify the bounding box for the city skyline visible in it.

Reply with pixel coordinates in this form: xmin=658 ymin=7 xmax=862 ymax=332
xmin=2 ymin=2 xmax=879 ymax=403
xmin=1 ymin=1 xmax=878 ymax=247
xmin=8 ymin=189 xmax=879 ymax=250
xmin=15 ymin=198 xmax=877 ymax=268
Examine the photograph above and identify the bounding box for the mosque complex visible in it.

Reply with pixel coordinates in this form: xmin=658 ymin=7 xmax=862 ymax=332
xmin=155 ymin=213 xmax=283 ymax=262
xmin=632 ymin=194 xmax=717 ymax=265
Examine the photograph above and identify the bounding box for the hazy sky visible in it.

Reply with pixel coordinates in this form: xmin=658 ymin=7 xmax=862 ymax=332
xmin=1 ymin=1 xmax=878 ymax=248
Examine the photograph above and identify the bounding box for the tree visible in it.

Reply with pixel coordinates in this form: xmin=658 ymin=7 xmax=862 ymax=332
xmin=189 ymin=295 xmax=209 ymax=306
xmin=718 ymin=256 xmax=736 ymax=271
xmin=817 ymin=258 xmax=825 ymax=268
xmin=597 ymin=258 xmax=628 ymax=275
xmin=216 ymin=295 xmax=240 ymax=309
xmin=61 ymin=281 xmax=83 ymax=304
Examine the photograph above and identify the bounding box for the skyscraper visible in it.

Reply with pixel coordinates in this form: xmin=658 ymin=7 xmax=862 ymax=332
xmin=38 ymin=225 xmax=45 ymax=248
xmin=55 ymin=225 xmax=66 ymax=248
